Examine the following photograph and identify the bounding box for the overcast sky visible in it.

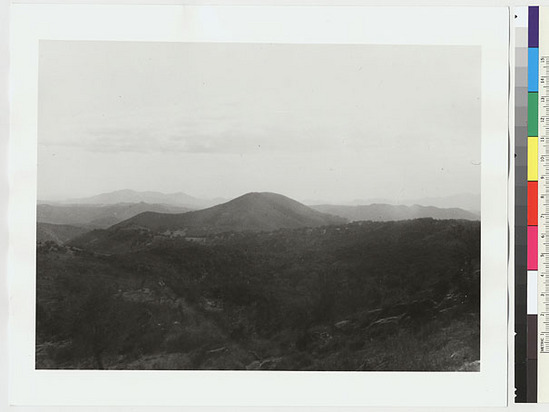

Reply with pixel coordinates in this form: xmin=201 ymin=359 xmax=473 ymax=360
xmin=38 ymin=41 xmax=480 ymax=204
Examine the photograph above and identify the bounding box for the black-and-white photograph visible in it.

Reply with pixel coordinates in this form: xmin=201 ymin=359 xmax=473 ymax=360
xmin=35 ymin=40 xmax=481 ymax=372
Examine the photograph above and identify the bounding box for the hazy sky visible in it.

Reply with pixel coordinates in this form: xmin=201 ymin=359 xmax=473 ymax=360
xmin=38 ymin=41 xmax=480 ymax=204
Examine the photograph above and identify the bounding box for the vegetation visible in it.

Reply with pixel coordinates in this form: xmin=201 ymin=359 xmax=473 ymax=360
xmin=36 ymin=218 xmax=480 ymax=371
xmin=36 ymin=223 xmax=88 ymax=244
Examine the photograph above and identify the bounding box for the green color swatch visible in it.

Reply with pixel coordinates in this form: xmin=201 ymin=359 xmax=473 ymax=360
xmin=528 ymin=92 xmax=538 ymax=136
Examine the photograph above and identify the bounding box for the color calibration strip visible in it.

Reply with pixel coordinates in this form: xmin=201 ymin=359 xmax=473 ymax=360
xmin=528 ymin=5 xmax=539 ymax=404
xmin=519 ymin=5 xmax=549 ymax=403
xmin=516 ymin=6 xmax=542 ymax=403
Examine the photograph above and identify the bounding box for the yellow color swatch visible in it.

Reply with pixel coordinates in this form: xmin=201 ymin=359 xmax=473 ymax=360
xmin=528 ymin=136 xmax=538 ymax=181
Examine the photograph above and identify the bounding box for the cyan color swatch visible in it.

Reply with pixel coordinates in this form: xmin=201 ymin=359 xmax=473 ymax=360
xmin=529 ymin=47 xmax=539 ymax=92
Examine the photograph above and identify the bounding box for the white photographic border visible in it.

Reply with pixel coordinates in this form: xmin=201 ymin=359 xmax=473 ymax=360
xmin=9 ymin=5 xmax=509 ymax=407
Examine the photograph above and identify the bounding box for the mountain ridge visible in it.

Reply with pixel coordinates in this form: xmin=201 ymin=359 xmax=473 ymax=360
xmin=114 ymin=192 xmax=348 ymax=234
xmin=37 ymin=202 xmax=193 ymax=229
xmin=45 ymin=189 xmax=225 ymax=209
xmin=311 ymin=203 xmax=479 ymax=222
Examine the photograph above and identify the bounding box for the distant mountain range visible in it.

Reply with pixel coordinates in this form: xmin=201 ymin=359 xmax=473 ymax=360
xmin=311 ymin=204 xmax=479 ymax=222
xmin=37 ymin=202 xmax=193 ymax=229
xmin=402 ymin=194 xmax=480 ymax=215
xmin=113 ymin=192 xmax=347 ymax=234
xmin=304 ymin=193 xmax=480 ymax=215
xmin=40 ymin=189 xmax=480 ymax=215
xmin=39 ymin=191 xmax=480 ymax=248
xmin=40 ymin=189 xmax=225 ymax=209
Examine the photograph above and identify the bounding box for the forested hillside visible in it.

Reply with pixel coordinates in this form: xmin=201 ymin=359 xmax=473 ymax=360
xmin=36 ymin=218 xmax=480 ymax=371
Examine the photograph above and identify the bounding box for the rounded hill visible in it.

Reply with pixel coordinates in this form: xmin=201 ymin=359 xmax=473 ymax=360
xmin=113 ymin=192 xmax=347 ymax=234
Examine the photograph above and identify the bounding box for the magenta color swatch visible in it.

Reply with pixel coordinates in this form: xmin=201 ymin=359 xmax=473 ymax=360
xmin=528 ymin=226 xmax=538 ymax=270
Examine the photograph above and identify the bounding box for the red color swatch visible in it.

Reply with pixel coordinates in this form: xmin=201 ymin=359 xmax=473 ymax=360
xmin=528 ymin=181 xmax=538 ymax=226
